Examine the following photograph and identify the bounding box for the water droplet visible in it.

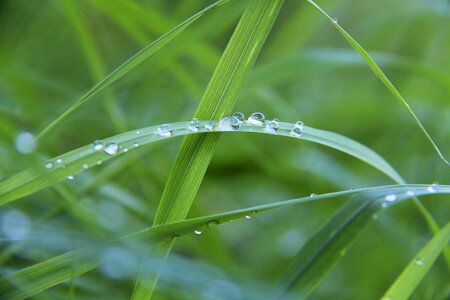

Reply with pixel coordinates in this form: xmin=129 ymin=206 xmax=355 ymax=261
xmin=133 ymin=142 xmax=139 ymax=148
xmin=156 ymin=124 xmax=172 ymax=137
xmin=332 ymin=17 xmax=338 ymax=23
xmin=136 ymin=130 xmax=141 ymax=135
xmin=123 ymin=148 xmax=129 ymax=152
xmin=45 ymin=162 xmax=53 ymax=169
xmin=219 ymin=116 xmax=241 ymax=131
xmin=247 ymin=112 xmax=265 ymax=126
xmin=92 ymin=140 xmax=104 ymax=151
xmin=205 ymin=121 xmax=214 ymax=131
xmin=406 ymin=190 xmax=415 ymax=197
xmin=290 ymin=121 xmax=304 ymax=137
xmin=82 ymin=163 xmax=89 ymax=170
xmin=385 ymin=194 xmax=397 ymax=202
xmin=56 ymin=158 xmax=63 ymax=164
xmin=265 ymin=119 xmax=279 ymax=133
xmin=233 ymin=112 xmax=245 ymax=122
xmin=96 ymin=160 xmax=102 ymax=165
xmin=382 ymin=202 xmax=388 ymax=208
xmin=67 ymin=175 xmax=74 ymax=180
xmin=103 ymin=142 xmax=119 ymax=155
xmin=194 ymin=230 xmax=202 ymax=235
xmin=188 ymin=118 xmax=200 ymax=132
xmin=427 ymin=182 xmax=439 ymax=193
xmin=207 ymin=220 xmax=219 ymax=228
xmin=310 ymin=193 xmax=316 ymax=197
xmin=14 ymin=131 xmax=36 ymax=154
xmin=244 ymin=215 xmax=251 ymax=220
xmin=415 ymin=257 xmax=424 ymax=266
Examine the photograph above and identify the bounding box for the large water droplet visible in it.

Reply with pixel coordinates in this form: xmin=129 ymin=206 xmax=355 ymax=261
xmin=427 ymin=182 xmax=439 ymax=193
xmin=385 ymin=194 xmax=397 ymax=202
xmin=205 ymin=121 xmax=214 ymax=131
xmin=14 ymin=131 xmax=36 ymax=154
xmin=92 ymin=140 xmax=104 ymax=151
xmin=188 ymin=118 xmax=200 ymax=132
xmin=45 ymin=162 xmax=53 ymax=169
xmin=157 ymin=124 xmax=172 ymax=137
xmin=194 ymin=230 xmax=202 ymax=235
xmin=265 ymin=119 xmax=279 ymax=133
xmin=290 ymin=121 xmax=304 ymax=137
xmin=233 ymin=112 xmax=245 ymax=122
xmin=104 ymin=142 xmax=119 ymax=155
xmin=247 ymin=112 xmax=265 ymax=126
xmin=219 ymin=116 xmax=241 ymax=131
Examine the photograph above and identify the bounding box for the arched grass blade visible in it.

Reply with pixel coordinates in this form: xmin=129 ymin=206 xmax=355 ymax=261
xmin=306 ymin=0 xmax=449 ymax=166
xmin=0 ymin=120 xmax=402 ymax=206
xmin=382 ymin=222 xmax=450 ymax=300
xmin=275 ymin=183 xmax=448 ymax=298
xmin=36 ymin=0 xmax=229 ymax=140
xmin=1 ymin=185 xmax=448 ymax=300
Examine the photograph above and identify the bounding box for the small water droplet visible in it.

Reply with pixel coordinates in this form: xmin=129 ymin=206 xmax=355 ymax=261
xmin=427 ymin=182 xmax=439 ymax=193
xmin=123 ymin=148 xmax=129 ymax=152
xmin=385 ymin=194 xmax=397 ymax=202
xmin=310 ymin=193 xmax=316 ymax=197
xmin=244 ymin=215 xmax=251 ymax=220
xmin=382 ymin=202 xmax=388 ymax=208
xmin=96 ymin=160 xmax=102 ymax=165
xmin=406 ymin=190 xmax=415 ymax=197
xmin=82 ymin=163 xmax=89 ymax=170
xmin=56 ymin=159 xmax=63 ymax=164
xmin=45 ymin=162 xmax=53 ymax=169
xmin=290 ymin=121 xmax=304 ymax=137
xmin=219 ymin=116 xmax=241 ymax=131
xmin=247 ymin=112 xmax=265 ymax=126
xmin=415 ymin=257 xmax=424 ymax=266
xmin=136 ymin=130 xmax=141 ymax=135
xmin=265 ymin=119 xmax=279 ymax=133
xmin=67 ymin=175 xmax=74 ymax=180
xmin=207 ymin=220 xmax=219 ymax=228
xmin=14 ymin=131 xmax=36 ymax=154
xmin=332 ymin=18 xmax=338 ymax=23
xmin=205 ymin=121 xmax=214 ymax=131
xmin=188 ymin=118 xmax=200 ymax=132
xmin=194 ymin=230 xmax=202 ymax=235
xmin=133 ymin=142 xmax=139 ymax=148
xmin=92 ymin=140 xmax=104 ymax=151
xmin=233 ymin=112 xmax=245 ymax=122
xmin=104 ymin=142 xmax=119 ymax=155
xmin=157 ymin=124 xmax=172 ymax=137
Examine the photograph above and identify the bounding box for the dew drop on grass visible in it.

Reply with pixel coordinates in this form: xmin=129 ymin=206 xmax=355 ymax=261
xmin=56 ymin=158 xmax=63 ymax=164
xmin=219 ymin=116 xmax=241 ymax=131
xmin=247 ymin=112 xmax=265 ymax=126
xmin=92 ymin=140 xmax=104 ymax=151
xmin=290 ymin=121 xmax=304 ymax=137
xmin=67 ymin=175 xmax=74 ymax=180
xmin=123 ymin=148 xmax=129 ymax=152
xmin=385 ymin=194 xmax=397 ymax=202
xmin=427 ymin=182 xmax=439 ymax=193
xmin=233 ymin=112 xmax=245 ymax=122
xmin=406 ymin=190 xmax=415 ymax=197
xmin=265 ymin=119 xmax=279 ymax=133
xmin=136 ymin=130 xmax=141 ymax=135
xmin=103 ymin=142 xmax=119 ymax=155
xmin=156 ymin=124 xmax=172 ymax=137
xmin=188 ymin=118 xmax=200 ymax=132
xmin=45 ymin=162 xmax=53 ymax=169
xmin=207 ymin=220 xmax=219 ymax=228
xmin=133 ymin=142 xmax=139 ymax=148
xmin=194 ymin=230 xmax=202 ymax=235
xmin=96 ymin=160 xmax=102 ymax=165
xmin=415 ymin=257 xmax=424 ymax=267
xmin=82 ymin=163 xmax=89 ymax=170
xmin=244 ymin=215 xmax=251 ymax=220
xmin=14 ymin=131 xmax=36 ymax=154
xmin=310 ymin=193 xmax=316 ymax=197
xmin=332 ymin=17 xmax=338 ymax=23
xmin=204 ymin=121 xmax=214 ymax=131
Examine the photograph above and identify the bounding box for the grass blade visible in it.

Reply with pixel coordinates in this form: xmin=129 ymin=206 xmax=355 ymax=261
xmin=1 ymin=185 xmax=448 ymax=300
xmin=36 ymin=0 xmax=229 ymax=140
xmin=0 ymin=121 xmax=401 ymax=206
xmin=382 ymin=222 xmax=450 ymax=300
xmin=306 ymin=0 xmax=449 ymax=166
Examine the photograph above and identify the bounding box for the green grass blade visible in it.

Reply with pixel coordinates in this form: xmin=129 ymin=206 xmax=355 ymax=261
xmin=306 ymin=0 xmax=449 ymax=166
xmin=382 ymin=222 xmax=450 ymax=300
xmin=36 ymin=0 xmax=229 ymax=140
xmin=0 ymin=121 xmax=401 ymax=206
xmin=275 ymin=183 xmax=447 ymax=298
xmin=1 ymin=185 xmax=447 ymax=300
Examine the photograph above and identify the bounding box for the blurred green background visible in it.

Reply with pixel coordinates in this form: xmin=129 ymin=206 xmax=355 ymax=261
xmin=0 ymin=0 xmax=449 ymax=299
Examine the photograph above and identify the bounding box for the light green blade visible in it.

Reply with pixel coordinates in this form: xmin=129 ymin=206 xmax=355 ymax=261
xmin=36 ymin=0 xmax=229 ymax=140
xmin=306 ymin=0 xmax=449 ymax=166
xmin=1 ymin=185 xmax=448 ymax=300
xmin=0 ymin=120 xmax=402 ymax=206
xmin=382 ymin=222 xmax=450 ymax=300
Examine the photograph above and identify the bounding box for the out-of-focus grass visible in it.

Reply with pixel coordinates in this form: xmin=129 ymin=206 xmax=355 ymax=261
xmin=0 ymin=0 xmax=448 ymax=299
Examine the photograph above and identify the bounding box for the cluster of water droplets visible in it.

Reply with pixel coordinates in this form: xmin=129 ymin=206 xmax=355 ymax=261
xmin=192 ymin=211 xmax=257 ymax=236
